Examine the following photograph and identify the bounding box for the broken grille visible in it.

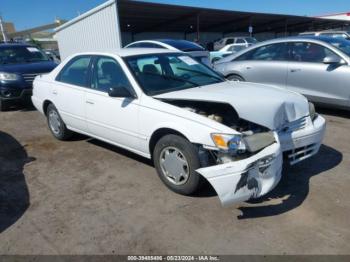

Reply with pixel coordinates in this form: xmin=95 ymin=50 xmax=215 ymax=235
xmin=287 ymin=143 xmax=318 ymax=165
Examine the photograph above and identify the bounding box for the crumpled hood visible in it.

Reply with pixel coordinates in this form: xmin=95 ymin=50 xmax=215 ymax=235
xmin=154 ymin=81 xmax=309 ymax=130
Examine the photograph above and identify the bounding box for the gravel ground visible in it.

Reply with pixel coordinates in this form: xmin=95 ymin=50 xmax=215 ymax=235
xmin=0 ymin=107 xmax=349 ymax=255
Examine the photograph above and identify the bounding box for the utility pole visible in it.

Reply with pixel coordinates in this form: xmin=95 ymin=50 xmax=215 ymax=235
xmin=0 ymin=15 xmax=8 ymax=42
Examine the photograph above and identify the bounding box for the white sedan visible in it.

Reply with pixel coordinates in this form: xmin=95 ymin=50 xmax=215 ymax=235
xmin=32 ymin=48 xmax=325 ymax=206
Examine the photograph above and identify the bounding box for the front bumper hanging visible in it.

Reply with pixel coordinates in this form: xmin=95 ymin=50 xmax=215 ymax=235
xmin=196 ymin=138 xmax=282 ymax=207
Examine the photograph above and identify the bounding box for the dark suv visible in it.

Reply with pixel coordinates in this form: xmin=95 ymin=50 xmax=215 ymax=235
xmin=0 ymin=43 xmax=57 ymax=111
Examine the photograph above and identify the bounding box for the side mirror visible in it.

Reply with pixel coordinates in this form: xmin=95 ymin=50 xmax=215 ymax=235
xmin=108 ymin=86 xmax=136 ymax=98
xmin=323 ymin=55 xmax=346 ymax=65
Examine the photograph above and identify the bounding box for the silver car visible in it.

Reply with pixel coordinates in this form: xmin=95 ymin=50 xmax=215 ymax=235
xmin=214 ymin=36 xmax=350 ymax=110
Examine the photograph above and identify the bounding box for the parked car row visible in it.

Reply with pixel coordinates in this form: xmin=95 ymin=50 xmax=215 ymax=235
xmin=5 ymin=34 xmax=350 ymax=206
xmin=0 ymin=43 xmax=57 ymax=111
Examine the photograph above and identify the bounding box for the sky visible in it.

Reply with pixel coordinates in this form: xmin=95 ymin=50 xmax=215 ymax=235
xmin=1 ymin=0 xmax=349 ymax=31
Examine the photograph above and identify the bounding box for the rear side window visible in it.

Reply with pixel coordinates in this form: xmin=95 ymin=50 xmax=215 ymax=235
xmin=161 ymin=40 xmax=204 ymax=51
xmin=235 ymin=43 xmax=288 ymax=61
xmin=226 ymin=39 xmax=234 ymax=45
xmin=57 ymin=56 xmax=91 ymax=87
xmin=127 ymin=42 xmax=165 ymax=48
xmin=235 ymin=39 xmax=245 ymax=44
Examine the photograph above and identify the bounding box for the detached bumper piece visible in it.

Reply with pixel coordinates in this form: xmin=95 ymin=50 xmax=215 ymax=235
xmin=279 ymin=115 xmax=326 ymax=165
xmin=196 ymin=140 xmax=282 ymax=206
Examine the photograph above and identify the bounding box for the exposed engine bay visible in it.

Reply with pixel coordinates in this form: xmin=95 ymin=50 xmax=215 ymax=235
xmin=162 ymin=99 xmax=269 ymax=134
xmin=161 ymin=99 xmax=276 ymax=165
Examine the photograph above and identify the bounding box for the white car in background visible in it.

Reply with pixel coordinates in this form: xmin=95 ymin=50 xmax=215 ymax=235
xmin=210 ymin=44 xmax=248 ymax=63
xmin=32 ymin=48 xmax=325 ymax=206
xmin=125 ymin=39 xmax=210 ymax=66
xmin=213 ymin=36 xmax=258 ymax=51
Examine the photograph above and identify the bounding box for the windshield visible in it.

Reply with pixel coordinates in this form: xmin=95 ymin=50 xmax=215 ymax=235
xmin=322 ymin=38 xmax=350 ymax=56
xmin=0 ymin=46 xmax=50 ymax=65
xmin=124 ymin=53 xmax=224 ymax=96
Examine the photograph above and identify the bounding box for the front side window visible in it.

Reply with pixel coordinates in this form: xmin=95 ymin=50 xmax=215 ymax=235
xmin=235 ymin=39 xmax=245 ymax=44
xmin=91 ymin=56 xmax=132 ymax=92
xmin=124 ymin=53 xmax=224 ymax=96
xmin=0 ymin=46 xmax=50 ymax=65
xmin=236 ymin=43 xmax=287 ymax=61
xmin=57 ymin=56 xmax=91 ymax=87
xmin=321 ymin=37 xmax=350 ymax=56
xmin=290 ymin=42 xmax=337 ymax=63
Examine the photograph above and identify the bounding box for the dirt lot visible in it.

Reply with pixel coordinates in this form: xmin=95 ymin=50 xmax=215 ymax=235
xmin=0 ymin=106 xmax=349 ymax=255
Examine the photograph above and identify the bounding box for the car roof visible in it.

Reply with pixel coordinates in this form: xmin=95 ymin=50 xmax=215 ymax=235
xmin=0 ymin=42 xmax=33 ymax=48
xmin=253 ymin=35 xmax=344 ymax=45
xmin=71 ymin=48 xmax=180 ymax=58
xmin=301 ymin=30 xmax=349 ymax=34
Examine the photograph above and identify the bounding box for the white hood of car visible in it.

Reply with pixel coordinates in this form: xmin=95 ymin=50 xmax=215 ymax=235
xmin=154 ymin=81 xmax=310 ymax=130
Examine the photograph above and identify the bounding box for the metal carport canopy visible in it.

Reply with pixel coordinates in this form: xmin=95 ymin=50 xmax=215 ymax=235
xmin=117 ymin=0 xmax=348 ymax=36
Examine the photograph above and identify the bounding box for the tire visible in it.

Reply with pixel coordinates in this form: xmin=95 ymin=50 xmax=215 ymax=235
xmin=46 ymin=103 xmax=73 ymax=140
xmin=153 ymin=134 xmax=203 ymax=195
xmin=0 ymin=99 xmax=8 ymax=112
xmin=227 ymin=74 xmax=245 ymax=82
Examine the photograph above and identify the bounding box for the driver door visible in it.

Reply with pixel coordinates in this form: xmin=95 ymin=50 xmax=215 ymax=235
xmin=286 ymin=42 xmax=350 ymax=107
xmin=85 ymin=56 xmax=141 ymax=152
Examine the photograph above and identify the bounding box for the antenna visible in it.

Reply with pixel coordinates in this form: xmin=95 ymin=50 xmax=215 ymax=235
xmin=0 ymin=15 xmax=8 ymax=42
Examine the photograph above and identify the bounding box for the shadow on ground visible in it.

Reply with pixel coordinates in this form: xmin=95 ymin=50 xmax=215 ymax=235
xmin=316 ymin=106 xmax=350 ymax=119
xmin=237 ymin=144 xmax=342 ymax=219
xmin=87 ymin=138 xmax=153 ymax=166
xmin=84 ymin=135 xmax=342 ymax=216
xmin=0 ymin=131 xmax=34 ymax=233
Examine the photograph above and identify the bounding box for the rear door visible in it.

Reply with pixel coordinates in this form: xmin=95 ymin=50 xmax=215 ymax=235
xmin=286 ymin=41 xmax=350 ymax=107
xmin=53 ymin=55 xmax=92 ymax=132
xmin=233 ymin=42 xmax=289 ymax=87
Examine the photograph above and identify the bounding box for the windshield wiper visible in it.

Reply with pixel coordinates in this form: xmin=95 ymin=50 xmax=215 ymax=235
xmin=142 ymin=71 xmax=199 ymax=87
xmin=176 ymin=67 xmax=224 ymax=82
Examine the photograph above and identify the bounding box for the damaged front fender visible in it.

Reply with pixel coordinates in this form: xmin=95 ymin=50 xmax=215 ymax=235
xmin=196 ymin=138 xmax=282 ymax=206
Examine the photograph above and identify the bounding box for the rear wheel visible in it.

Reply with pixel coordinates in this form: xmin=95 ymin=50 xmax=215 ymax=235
xmin=46 ymin=103 xmax=73 ymax=140
xmin=153 ymin=134 xmax=203 ymax=195
xmin=227 ymin=74 xmax=245 ymax=82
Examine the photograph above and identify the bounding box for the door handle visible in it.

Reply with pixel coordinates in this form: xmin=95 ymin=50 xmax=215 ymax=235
xmin=246 ymin=66 xmax=252 ymax=70
xmin=86 ymin=100 xmax=94 ymax=105
xmin=290 ymin=68 xmax=301 ymax=73
xmin=52 ymin=90 xmax=58 ymax=95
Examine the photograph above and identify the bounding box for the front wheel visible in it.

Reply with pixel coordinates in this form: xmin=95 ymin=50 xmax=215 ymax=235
xmin=46 ymin=103 xmax=73 ymax=140
xmin=227 ymin=74 xmax=245 ymax=82
xmin=153 ymin=134 xmax=203 ymax=195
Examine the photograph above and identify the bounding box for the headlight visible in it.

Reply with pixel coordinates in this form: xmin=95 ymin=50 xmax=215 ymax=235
xmin=308 ymin=102 xmax=317 ymax=121
xmin=211 ymin=133 xmax=246 ymax=152
xmin=0 ymin=72 xmax=20 ymax=81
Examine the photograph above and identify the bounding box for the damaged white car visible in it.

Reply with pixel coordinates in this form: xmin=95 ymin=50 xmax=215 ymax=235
xmin=32 ymin=49 xmax=326 ymax=206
